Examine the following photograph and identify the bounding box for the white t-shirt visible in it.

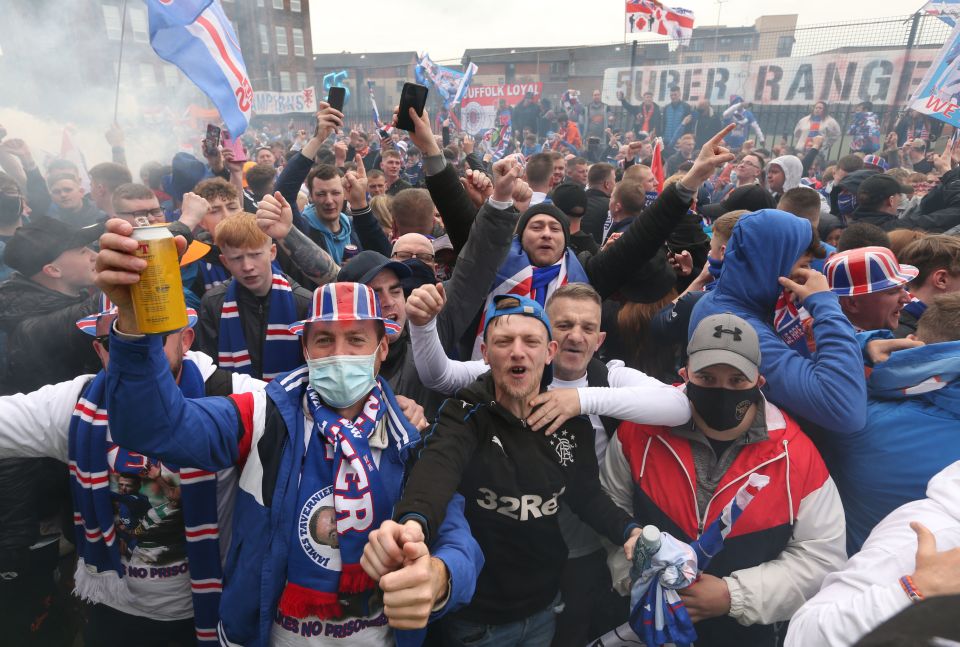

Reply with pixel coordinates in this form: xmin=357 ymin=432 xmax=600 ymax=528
xmin=105 ymin=459 xmax=193 ymax=620
xmin=550 ymin=375 xmax=608 ymax=462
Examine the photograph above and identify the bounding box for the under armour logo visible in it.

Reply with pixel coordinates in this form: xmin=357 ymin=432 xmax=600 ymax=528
xmin=713 ymin=325 xmax=743 ymax=341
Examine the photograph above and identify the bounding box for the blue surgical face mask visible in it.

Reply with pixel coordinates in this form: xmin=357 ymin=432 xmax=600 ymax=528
xmin=706 ymin=255 xmax=723 ymax=280
xmin=837 ymin=192 xmax=857 ymax=216
xmin=305 ymin=350 xmax=378 ymax=408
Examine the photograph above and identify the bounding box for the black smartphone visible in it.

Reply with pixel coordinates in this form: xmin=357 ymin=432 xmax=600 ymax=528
xmin=327 ymin=86 xmax=346 ymax=112
xmin=396 ymin=83 xmax=428 ymax=132
xmin=203 ymin=124 xmax=221 ymax=157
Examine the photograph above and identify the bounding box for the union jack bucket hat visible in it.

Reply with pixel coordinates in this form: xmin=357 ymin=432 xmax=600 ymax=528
xmin=76 ymin=293 xmax=198 ymax=335
xmin=289 ymin=282 xmax=402 ymax=336
xmin=824 ymin=246 xmax=918 ymax=296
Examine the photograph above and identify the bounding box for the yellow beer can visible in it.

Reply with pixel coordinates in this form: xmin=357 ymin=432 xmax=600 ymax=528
xmin=130 ymin=225 xmax=188 ymax=334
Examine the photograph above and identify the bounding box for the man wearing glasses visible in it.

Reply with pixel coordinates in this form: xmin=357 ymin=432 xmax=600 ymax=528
xmin=712 ymin=152 xmax=765 ymax=203
xmin=112 ymin=183 xmax=167 ymax=225
xmin=391 ymin=233 xmax=437 ymax=270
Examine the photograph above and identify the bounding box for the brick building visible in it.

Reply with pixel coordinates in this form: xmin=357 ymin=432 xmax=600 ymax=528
xmin=221 ymin=0 xmax=315 ymax=94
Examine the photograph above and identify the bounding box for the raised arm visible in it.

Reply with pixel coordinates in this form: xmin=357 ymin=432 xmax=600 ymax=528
xmin=400 ymin=106 xmax=477 ymax=255
xmin=274 ymin=103 xmax=344 ymax=222
xmin=407 ymin=283 xmax=486 ymax=394
xmin=584 ymin=124 xmax=736 ymax=299
xmin=105 ymin=333 xmax=243 ymax=471
xmin=95 ymin=218 xmax=245 ymax=471
xmin=256 ymin=191 xmax=340 ymax=286
xmin=769 ymin=271 xmax=868 ymax=432
xmin=434 ymin=159 xmax=528 ymax=348
xmin=342 ymin=154 xmax=391 ymax=256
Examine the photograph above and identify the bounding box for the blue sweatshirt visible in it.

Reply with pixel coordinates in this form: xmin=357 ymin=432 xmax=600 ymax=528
xmin=822 ymin=337 xmax=960 ymax=555
xmin=689 ymin=210 xmax=867 ymax=433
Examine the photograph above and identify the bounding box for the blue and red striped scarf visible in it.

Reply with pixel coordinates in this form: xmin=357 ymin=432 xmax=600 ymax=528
xmin=218 ymin=273 xmax=301 ymax=381
xmin=277 ymin=378 xmax=414 ymax=619
xmin=69 ymin=360 xmax=222 ymax=644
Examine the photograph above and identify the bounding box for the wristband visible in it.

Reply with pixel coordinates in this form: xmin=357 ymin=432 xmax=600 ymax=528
xmin=899 ymin=575 xmax=924 ymax=603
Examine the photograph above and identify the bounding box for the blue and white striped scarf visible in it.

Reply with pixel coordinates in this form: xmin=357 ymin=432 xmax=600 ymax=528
xmin=69 ymin=361 xmax=222 ymax=644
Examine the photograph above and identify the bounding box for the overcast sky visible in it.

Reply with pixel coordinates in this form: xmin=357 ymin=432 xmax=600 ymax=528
xmin=309 ymin=0 xmax=925 ymax=63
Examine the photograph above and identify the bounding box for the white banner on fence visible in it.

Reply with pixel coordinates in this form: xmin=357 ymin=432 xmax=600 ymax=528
xmin=603 ymin=48 xmax=939 ymax=107
xmin=252 ymin=87 xmax=318 ymax=115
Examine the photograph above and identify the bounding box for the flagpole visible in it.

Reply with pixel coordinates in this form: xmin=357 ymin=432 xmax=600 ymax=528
xmin=114 ymin=0 xmax=129 ymax=124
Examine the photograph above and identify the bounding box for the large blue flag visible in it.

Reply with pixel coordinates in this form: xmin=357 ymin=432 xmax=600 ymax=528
xmin=148 ymin=0 xmax=253 ymax=136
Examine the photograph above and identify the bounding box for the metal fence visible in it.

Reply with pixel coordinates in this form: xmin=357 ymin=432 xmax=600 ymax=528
xmin=643 ymin=13 xmax=954 ymax=158
xmin=279 ymin=13 xmax=953 ymax=158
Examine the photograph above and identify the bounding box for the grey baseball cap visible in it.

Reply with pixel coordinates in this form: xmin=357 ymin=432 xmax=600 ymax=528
xmin=688 ymin=313 xmax=761 ymax=381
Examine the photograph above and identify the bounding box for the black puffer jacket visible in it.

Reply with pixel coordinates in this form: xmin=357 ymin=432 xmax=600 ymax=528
xmin=901 ymin=174 xmax=960 ymax=233
xmin=0 ymin=274 xmax=101 ymax=394
xmin=196 ymin=275 xmax=313 ymax=380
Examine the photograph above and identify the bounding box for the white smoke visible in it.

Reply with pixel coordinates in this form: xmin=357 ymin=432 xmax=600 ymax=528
xmin=0 ymin=1 xmax=213 ymax=180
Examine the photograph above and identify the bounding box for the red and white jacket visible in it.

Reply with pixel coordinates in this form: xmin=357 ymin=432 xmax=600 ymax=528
xmin=601 ymin=399 xmax=846 ymax=636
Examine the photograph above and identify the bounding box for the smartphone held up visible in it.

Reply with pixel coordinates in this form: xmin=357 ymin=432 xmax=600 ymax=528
xmin=396 ymin=83 xmax=428 ymax=133
xmin=202 ymin=124 xmax=221 ymax=157
xmin=327 ymin=86 xmax=346 ymax=113
xmin=221 ymin=128 xmax=247 ymax=163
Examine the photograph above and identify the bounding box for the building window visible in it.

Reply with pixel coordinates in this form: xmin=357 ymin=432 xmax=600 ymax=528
xmin=273 ymin=0 xmax=284 ymax=8
xmin=297 ymin=72 xmax=307 ymax=90
xmin=102 ymin=5 xmax=122 ymax=41
xmin=163 ymin=66 xmax=179 ymax=87
xmin=129 ymin=7 xmax=148 ymax=43
xmin=140 ymin=63 xmax=156 ymax=88
xmin=396 ymin=66 xmax=407 ymax=76
xmin=280 ymin=71 xmax=291 ymax=92
xmin=777 ymin=35 xmax=794 ymax=57
xmin=259 ymin=24 xmax=269 ymax=54
xmin=549 ymin=62 xmax=567 ymax=75
xmin=292 ymin=28 xmax=305 ymax=56
xmin=290 ymin=0 xmax=301 ymax=11
xmin=396 ymin=80 xmax=405 ymax=92
xmin=275 ymin=26 xmax=287 ymax=55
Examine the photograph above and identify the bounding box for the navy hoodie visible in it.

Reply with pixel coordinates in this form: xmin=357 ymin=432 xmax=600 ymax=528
xmin=689 ymin=210 xmax=866 ymax=433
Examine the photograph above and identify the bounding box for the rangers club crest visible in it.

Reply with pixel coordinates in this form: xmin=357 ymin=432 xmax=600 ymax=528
xmin=549 ymin=429 xmax=577 ymax=467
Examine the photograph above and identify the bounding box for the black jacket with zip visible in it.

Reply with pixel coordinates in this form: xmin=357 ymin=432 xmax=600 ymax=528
xmin=395 ymin=371 xmax=636 ymax=625
xmin=195 ymin=275 xmax=312 ymax=380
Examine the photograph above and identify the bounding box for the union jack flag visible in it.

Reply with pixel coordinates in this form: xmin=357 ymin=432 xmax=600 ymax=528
xmin=625 ymin=0 xmax=695 ymax=45
xmin=470 ymin=239 xmax=588 ymax=359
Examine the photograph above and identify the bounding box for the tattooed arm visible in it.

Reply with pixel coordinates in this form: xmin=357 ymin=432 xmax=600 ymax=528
xmin=277 ymin=225 xmax=340 ymax=286
xmin=257 ymin=191 xmax=340 ymax=286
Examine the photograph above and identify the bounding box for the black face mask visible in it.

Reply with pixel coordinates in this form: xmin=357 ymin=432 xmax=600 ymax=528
xmin=686 ymin=382 xmax=761 ymax=432
xmin=0 ymin=193 xmax=22 ymax=226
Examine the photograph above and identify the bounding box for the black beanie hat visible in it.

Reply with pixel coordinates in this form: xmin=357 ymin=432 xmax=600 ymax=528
xmin=516 ymin=202 xmax=571 ymax=249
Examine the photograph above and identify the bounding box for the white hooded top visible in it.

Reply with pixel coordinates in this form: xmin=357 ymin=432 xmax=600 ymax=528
xmin=785 ymin=460 xmax=960 ymax=647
